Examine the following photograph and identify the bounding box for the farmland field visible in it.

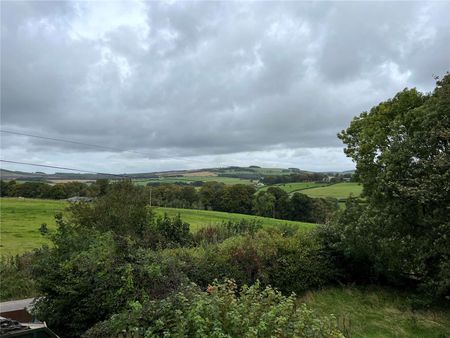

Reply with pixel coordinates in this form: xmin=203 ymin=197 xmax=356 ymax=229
xmin=0 ymin=198 xmax=314 ymax=256
xmin=0 ymin=198 xmax=64 ymax=256
xmin=301 ymin=182 xmax=363 ymax=200
xmin=153 ymin=207 xmax=315 ymax=232
xmin=134 ymin=176 xmax=253 ymax=186
xmin=258 ymin=182 xmax=330 ymax=194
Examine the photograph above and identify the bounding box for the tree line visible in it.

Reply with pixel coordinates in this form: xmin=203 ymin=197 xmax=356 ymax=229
xmin=1 ymin=178 xmax=339 ymax=224
xmin=150 ymin=182 xmax=338 ymax=223
xmin=0 ymin=179 xmax=110 ymax=199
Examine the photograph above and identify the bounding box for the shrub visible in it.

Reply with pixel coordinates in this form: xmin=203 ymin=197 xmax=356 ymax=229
xmin=84 ymin=280 xmax=344 ymax=338
xmin=157 ymin=229 xmax=337 ymax=295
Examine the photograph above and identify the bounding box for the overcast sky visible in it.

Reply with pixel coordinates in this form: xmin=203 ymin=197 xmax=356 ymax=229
xmin=1 ymin=1 xmax=449 ymax=174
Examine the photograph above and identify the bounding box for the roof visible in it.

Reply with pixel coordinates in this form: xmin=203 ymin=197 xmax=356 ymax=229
xmin=0 ymin=317 xmax=59 ymax=337
xmin=0 ymin=299 xmax=35 ymax=313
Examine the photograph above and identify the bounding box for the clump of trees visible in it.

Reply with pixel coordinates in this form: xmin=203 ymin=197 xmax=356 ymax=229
xmin=322 ymin=73 xmax=450 ymax=301
xmin=1 ymin=178 xmax=337 ymax=224
xmin=0 ymin=179 xmax=111 ymax=199
xmin=149 ymin=182 xmax=338 ymax=223
xmin=253 ymin=188 xmax=338 ymax=223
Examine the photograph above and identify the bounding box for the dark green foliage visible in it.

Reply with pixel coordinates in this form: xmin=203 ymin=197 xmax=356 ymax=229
xmin=199 ymin=181 xmax=225 ymax=210
xmin=149 ymin=184 xmax=200 ymax=208
xmin=266 ymin=187 xmax=291 ymax=219
xmin=67 ymin=180 xmax=154 ymax=245
xmin=155 ymin=213 xmax=191 ymax=247
xmin=334 ymin=73 xmax=450 ymax=300
xmin=159 ymin=230 xmax=336 ymax=295
xmin=222 ymin=184 xmax=256 ymax=214
xmin=253 ymin=190 xmax=276 ymax=217
xmin=39 ymin=222 xmax=49 ymax=235
xmin=290 ymin=192 xmax=314 ymax=221
xmin=253 ymin=189 xmax=338 ymax=223
xmin=84 ymin=280 xmax=343 ymax=338
xmin=31 ymin=181 xmax=194 ymax=337
xmin=0 ymin=179 xmax=102 ymax=199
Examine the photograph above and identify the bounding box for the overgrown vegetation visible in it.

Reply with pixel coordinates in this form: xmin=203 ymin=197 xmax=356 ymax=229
xmin=85 ymin=280 xmax=343 ymax=338
xmin=1 ymin=74 xmax=449 ymax=338
xmin=28 ymin=181 xmax=337 ymax=337
xmin=0 ymin=254 xmax=37 ymax=301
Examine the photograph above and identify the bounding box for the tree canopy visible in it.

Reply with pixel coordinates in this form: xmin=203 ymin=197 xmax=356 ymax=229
xmin=335 ymin=73 xmax=450 ymax=299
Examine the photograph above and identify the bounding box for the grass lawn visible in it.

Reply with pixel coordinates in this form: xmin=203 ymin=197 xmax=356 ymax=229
xmin=0 ymin=198 xmax=315 ymax=256
xmin=301 ymin=182 xmax=363 ymax=200
xmin=0 ymin=198 xmax=65 ymax=256
xmin=303 ymin=286 xmax=450 ymax=338
xmin=154 ymin=207 xmax=316 ymax=232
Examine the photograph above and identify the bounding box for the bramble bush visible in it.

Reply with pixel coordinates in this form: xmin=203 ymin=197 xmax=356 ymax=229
xmin=84 ymin=280 xmax=344 ymax=338
xmin=150 ymin=229 xmax=336 ymax=295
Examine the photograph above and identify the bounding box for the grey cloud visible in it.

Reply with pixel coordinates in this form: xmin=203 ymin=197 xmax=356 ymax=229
xmin=1 ymin=1 xmax=449 ymax=172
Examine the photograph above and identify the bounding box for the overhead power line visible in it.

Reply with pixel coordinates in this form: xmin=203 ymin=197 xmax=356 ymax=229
xmin=0 ymin=160 xmax=126 ymax=178
xmin=0 ymin=129 xmax=208 ymax=164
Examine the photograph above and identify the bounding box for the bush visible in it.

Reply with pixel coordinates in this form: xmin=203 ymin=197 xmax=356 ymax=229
xmin=84 ymin=280 xmax=344 ymax=338
xmin=157 ymin=229 xmax=337 ymax=295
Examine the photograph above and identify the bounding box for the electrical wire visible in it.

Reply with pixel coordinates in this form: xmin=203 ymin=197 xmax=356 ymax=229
xmin=0 ymin=129 xmax=208 ymax=163
xmin=0 ymin=160 xmax=127 ymax=178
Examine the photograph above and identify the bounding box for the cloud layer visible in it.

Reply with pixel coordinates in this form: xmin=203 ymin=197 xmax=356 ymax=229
xmin=1 ymin=1 xmax=449 ymax=173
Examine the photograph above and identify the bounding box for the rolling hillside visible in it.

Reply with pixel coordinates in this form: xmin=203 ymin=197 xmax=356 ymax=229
xmin=0 ymin=198 xmax=315 ymax=256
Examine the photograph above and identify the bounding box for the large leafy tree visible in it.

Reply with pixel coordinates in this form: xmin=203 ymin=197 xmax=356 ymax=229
xmin=336 ymin=73 xmax=450 ymax=298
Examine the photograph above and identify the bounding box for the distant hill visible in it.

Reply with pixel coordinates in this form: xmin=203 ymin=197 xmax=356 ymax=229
xmin=0 ymin=166 xmax=354 ymax=182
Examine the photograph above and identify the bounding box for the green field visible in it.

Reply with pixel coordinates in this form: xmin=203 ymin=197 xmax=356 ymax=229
xmin=0 ymin=198 xmax=314 ymax=256
xmin=0 ymin=198 xmax=64 ymax=256
xmin=153 ymin=207 xmax=315 ymax=232
xmin=258 ymin=182 xmax=330 ymax=194
xmin=301 ymin=182 xmax=363 ymax=200
xmin=304 ymin=287 xmax=450 ymax=338
xmin=134 ymin=176 xmax=253 ymax=186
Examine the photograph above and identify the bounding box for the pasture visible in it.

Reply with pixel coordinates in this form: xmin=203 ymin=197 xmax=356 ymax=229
xmin=0 ymin=198 xmax=314 ymax=256
xmin=134 ymin=176 xmax=253 ymax=186
xmin=258 ymin=182 xmax=330 ymax=194
xmin=301 ymin=182 xmax=363 ymax=200
xmin=153 ymin=207 xmax=315 ymax=232
xmin=0 ymin=198 xmax=63 ymax=256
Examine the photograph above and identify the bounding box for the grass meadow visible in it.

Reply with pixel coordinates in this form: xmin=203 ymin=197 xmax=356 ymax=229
xmin=304 ymin=286 xmax=450 ymax=338
xmin=0 ymin=198 xmax=64 ymax=256
xmin=257 ymin=182 xmax=330 ymax=194
xmin=0 ymin=198 xmax=314 ymax=256
xmin=153 ymin=207 xmax=315 ymax=232
xmin=301 ymin=182 xmax=363 ymax=200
